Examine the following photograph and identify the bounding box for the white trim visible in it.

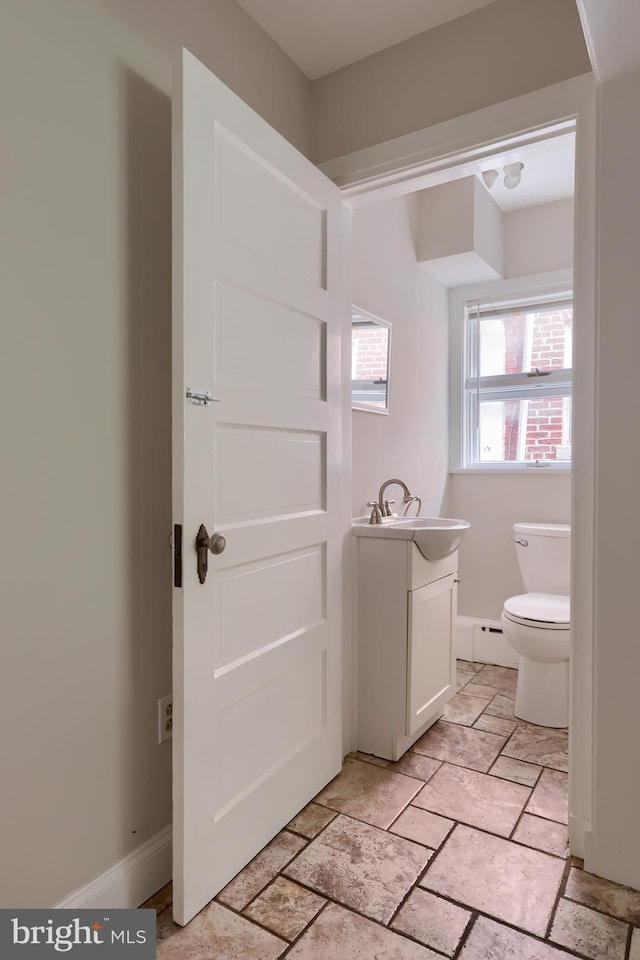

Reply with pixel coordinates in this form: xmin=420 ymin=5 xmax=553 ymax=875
xmin=455 ymin=616 xmax=475 ymax=661
xmin=567 ymin=83 xmax=596 ymax=873
xmin=451 ymin=268 xmax=574 ymax=307
xmin=449 ymin=467 xmax=571 ymax=476
xmin=54 ymin=825 xmax=172 ymax=910
xmin=569 ymin=816 xmax=590 ymax=860
xmin=341 ymin=204 xmax=356 ymax=758
xmin=321 ymin=75 xmax=594 ymax=206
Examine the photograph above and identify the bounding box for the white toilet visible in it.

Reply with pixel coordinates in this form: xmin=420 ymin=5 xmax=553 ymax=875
xmin=500 ymin=522 xmax=571 ymax=728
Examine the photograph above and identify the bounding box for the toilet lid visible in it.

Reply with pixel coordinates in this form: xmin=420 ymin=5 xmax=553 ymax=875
xmin=504 ymin=592 xmax=570 ymax=625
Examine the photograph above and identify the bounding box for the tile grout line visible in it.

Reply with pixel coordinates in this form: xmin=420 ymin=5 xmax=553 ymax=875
xmin=216 ymin=829 xmax=313 ymax=914
xmin=561 ymin=892 xmax=640 ymax=931
xmin=543 ymin=834 xmax=576 ymax=943
xmin=277 ymin=899 xmax=331 ymax=959
xmin=451 ymin=912 xmax=479 ymax=960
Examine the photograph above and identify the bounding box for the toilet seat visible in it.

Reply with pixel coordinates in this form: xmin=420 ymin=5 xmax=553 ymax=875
xmin=503 ymin=592 xmax=570 ymax=630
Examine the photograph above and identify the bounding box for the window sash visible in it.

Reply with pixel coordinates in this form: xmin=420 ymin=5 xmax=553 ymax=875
xmin=464 ymin=369 xmax=572 ymax=393
xmin=472 ymin=297 xmax=573 ymax=321
xmin=465 ymin=390 xmax=573 ymax=464
xmin=464 ymin=293 xmax=573 ymax=467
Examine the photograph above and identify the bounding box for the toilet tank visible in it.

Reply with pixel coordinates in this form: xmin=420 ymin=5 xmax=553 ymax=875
xmin=514 ymin=522 xmax=571 ymax=595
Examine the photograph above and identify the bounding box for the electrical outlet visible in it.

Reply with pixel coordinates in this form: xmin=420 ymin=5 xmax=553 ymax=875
xmin=158 ymin=694 xmax=173 ymax=744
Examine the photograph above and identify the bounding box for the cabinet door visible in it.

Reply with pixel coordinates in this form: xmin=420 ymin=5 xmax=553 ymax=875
xmin=407 ymin=574 xmax=456 ymax=736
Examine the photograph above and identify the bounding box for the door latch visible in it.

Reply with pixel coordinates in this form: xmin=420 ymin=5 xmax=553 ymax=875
xmin=173 ymin=524 xmax=183 ymax=588
xmin=186 ymin=388 xmax=220 ymax=407
xmin=195 ymin=524 xmax=227 ymax=584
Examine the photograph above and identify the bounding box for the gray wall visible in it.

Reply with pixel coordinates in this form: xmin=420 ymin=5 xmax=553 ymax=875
xmin=0 ymin=0 xmax=311 ymax=909
xmin=311 ymin=0 xmax=591 ymax=163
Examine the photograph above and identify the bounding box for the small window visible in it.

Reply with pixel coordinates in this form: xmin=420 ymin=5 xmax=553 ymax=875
xmin=464 ymin=295 xmax=573 ymax=467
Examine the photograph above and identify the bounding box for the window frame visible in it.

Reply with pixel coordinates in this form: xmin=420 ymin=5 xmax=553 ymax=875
xmin=449 ymin=270 xmax=574 ymax=473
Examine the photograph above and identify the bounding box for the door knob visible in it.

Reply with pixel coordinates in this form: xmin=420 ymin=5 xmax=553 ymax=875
xmin=210 ymin=533 xmax=226 ymax=555
xmin=196 ymin=524 xmax=226 ymax=584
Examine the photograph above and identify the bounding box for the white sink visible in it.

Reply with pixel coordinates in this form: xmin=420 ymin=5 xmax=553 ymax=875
xmin=352 ymin=516 xmax=470 ymax=561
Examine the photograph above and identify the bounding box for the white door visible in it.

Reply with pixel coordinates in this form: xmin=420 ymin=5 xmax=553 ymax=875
xmin=172 ymin=50 xmax=348 ymax=926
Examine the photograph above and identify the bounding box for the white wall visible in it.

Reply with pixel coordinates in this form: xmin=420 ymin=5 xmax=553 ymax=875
xmin=504 ymin=198 xmax=574 ymax=278
xmin=311 ymin=0 xmax=590 ymax=163
xmin=473 ymin=178 xmax=504 ymax=278
xmin=445 ymin=474 xmax=571 ymax=620
xmin=351 ymin=195 xmax=449 ymax=520
xmin=445 ymin=212 xmax=574 ymax=623
xmin=0 ymin=0 xmax=311 ymax=910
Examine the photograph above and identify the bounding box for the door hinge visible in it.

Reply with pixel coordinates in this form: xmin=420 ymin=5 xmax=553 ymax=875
xmin=173 ymin=524 xmax=183 ymax=588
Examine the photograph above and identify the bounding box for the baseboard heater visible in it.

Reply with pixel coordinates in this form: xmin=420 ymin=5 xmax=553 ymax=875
xmin=456 ymin=616 xmax=517 ymax=667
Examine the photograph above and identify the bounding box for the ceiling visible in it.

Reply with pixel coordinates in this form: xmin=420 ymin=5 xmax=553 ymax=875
xmin=234 ymin=0 xmax=497 ymax=80
xmin=476 ymin=134 xmax=575 ymax=212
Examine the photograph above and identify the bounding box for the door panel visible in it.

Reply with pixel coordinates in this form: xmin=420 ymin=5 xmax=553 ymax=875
xmin=213 ymin=281 xmax=325 ymax=399
xmin=213 ymin=651 xmax=327 ymax=820
xmin=213 ymin=545 xmax=326 ymax=672
xmin=214 ymin=424 xmax=325 ymax=521
xmin=172 ymin=49 xmax=347 ymax=925
xmin=214 ymin=130 xmax=326 ymax=287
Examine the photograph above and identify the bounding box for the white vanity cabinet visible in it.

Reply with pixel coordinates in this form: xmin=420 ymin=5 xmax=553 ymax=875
xmin=355 ymin=536 xmax=458 ymax=761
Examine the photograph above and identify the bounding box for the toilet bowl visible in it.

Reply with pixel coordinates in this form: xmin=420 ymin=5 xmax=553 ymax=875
xmin=501 ymin=523 xmax=571 ymax=728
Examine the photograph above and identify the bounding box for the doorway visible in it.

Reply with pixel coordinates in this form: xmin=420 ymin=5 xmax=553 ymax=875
xmin=329 ymin=74 xmax=596 ymax=862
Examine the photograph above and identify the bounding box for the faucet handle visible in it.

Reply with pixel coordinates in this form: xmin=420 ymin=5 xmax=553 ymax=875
xmin=367 ymin=501 xmax=383 ymax=524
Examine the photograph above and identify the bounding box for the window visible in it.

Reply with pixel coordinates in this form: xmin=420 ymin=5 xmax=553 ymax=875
xmin=462 ymin=292 xmax=573 ymax=468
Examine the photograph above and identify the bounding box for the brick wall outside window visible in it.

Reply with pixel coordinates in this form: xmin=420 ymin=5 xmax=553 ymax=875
xmin=502 ymin=309 xmax=572 ymax=461
xmin=352 ymin=326 xmax=388 ymax=381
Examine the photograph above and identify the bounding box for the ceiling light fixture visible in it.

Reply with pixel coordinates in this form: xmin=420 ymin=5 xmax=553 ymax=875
xmin=503 ymin=161 xmax=524 ymax=189
xmin=482 ymin=169 xmax=499 ymax=190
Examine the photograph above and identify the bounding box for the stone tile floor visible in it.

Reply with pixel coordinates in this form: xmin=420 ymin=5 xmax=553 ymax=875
xmin=146 ymin=661 xmax=640 ymax=959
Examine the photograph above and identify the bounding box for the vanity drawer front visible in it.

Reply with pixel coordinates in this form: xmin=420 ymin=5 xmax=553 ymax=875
xmin=410 ymin=545 xmax=458 ymax=589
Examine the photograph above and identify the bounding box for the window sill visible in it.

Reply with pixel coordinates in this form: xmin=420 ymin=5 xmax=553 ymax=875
xmin=449 ymin=466 xmax=571 ymax=476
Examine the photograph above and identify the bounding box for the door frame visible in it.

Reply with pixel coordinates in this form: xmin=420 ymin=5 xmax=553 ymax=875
xmin=326 ymin=73 xmax=596 ymax=862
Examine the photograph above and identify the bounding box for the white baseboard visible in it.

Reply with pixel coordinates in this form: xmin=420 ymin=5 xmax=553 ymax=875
xmin=569 ymin=815 xmax=589 ymax=860
xmin=55 ymin=825 xmax=172 ymax=909
xmin=456 ymin=616 xmax=519 ymax=668
xmin=456 ymin=616 xmax=475 ymax=661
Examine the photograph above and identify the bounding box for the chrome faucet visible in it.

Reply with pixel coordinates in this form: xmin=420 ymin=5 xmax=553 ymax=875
xmin=369 ymin=478 xmax=422 ymax=520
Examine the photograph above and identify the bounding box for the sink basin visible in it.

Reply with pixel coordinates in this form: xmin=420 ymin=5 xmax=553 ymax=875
xmin=352 ymin=516 xmax=470 ymax=561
